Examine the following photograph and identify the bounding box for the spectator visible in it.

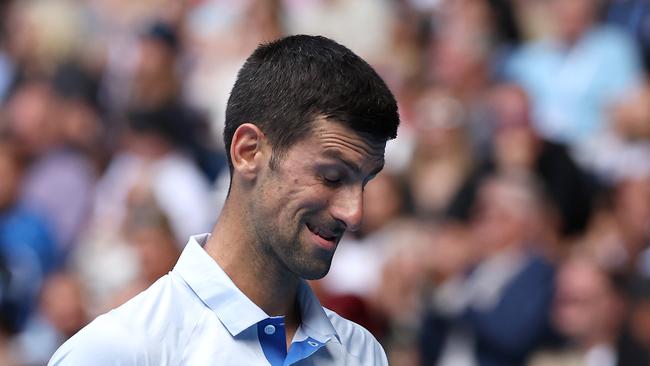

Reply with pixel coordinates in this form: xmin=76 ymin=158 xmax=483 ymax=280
xmin=528 ymin=257 xmax=636 ymax=366
xmin=109 ymin=201 xmax=180 ymax=308
xmin=420 ymin=172 xmax=555 ymax=366
xmin=4 ymin=78 xmax=96 ymax=257
xmin=485 ymin=83 xmax=595 ymax=238
xmin=406 ymin=87 xmax=475 ymax=218
xmin=91 ymin=107 xmax=215 ymax=246
xmin=72 ymin=108 xmax=215 ymax=313
xmin=14 ymin=272 xmax=89 ymax=365
xmin=128 ymin=21 xmax=226 ymax=182
xmin=507 ymin=0 xmax=644 ymax=171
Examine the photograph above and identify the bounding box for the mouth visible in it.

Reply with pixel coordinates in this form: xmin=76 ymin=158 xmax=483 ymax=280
xmin=305 ymin=222 xmax=340 ymax=250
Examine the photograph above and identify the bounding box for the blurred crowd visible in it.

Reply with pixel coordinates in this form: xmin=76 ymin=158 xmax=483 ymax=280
xmin=0 ymin=0 xmax=648 ymax=365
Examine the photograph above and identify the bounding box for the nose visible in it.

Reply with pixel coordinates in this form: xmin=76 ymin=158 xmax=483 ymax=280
xmin=330 ymin=186 xmax=364 ymax=232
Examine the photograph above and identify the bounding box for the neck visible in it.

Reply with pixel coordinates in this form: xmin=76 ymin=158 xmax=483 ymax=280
xmin=204 ymin=199 xmax=301 ymax=322
xmin=579 ymin=334 xmax=615 ymax=353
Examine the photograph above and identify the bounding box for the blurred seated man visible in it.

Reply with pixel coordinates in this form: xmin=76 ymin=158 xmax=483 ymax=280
xmin=420 ymin=172 xmax=555 ymax=366
xmin=528 ymin=257 xmax=640 ymax=366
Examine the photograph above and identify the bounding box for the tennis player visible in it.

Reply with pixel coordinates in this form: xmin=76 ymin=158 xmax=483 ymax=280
xmin=49 ymin=34 xmax=400 ymax=365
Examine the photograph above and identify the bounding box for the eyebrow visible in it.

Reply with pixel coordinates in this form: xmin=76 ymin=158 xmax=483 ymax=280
xmin=322 ymin=149 xmax=384 ymax=177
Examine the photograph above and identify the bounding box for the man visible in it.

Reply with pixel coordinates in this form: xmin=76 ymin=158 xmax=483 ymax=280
xmin=506 ymin=0 xmax=643 ymax=172
xmin=420 ymin=173 xmax=555 ymax=366
xmin=49 ymin=34 xmax=400 ymax=365
xmin=529 ymin=258 xmax=629 ymax=366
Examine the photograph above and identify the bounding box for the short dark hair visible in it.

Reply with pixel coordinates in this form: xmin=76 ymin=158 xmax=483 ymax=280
xmin=224 ymin=35 xmax=399 ymax=173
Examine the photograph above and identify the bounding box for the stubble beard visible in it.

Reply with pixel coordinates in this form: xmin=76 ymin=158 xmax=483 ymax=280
xmin=251 ymin=210 xmax=333 ymax=281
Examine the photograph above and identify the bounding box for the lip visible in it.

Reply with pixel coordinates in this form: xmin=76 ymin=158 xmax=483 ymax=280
xmin=306 ymin=224 xmax=338 ymax=251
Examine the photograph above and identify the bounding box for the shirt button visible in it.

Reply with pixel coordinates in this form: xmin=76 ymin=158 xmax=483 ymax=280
xmin=264 ymin=325 xmax=276 ymax=335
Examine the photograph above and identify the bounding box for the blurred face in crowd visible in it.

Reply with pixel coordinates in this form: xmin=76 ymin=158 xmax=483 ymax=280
xmin=414 ymin=91 xmax=466 ymax=154
xmin=56 ymin=98 xmax=101 ymax=150
xmin=489 ymin=85 xmax=539 ymax=172
xmin=123 ymin=199 xmax=180 ymax=284
xmin=359 ymin=173 xmax=402 ymax=237
xmin=471 ymin=176 xmax=539 ymax=253
xmin=553 ymin=259 xmax=622 ymax=347
xmin=431 ymin=34 xmax=488 ymax=91
xmin=550 ymin=0 xmax=596 ymax=44
xmin=425 ymin=222 xmax=474 ymax=283
xmin=40 ymin=273 xmax=88 ymax=338
xmin=431 ymin=0 xmax=492 ymax=90
xmin=128 ymin=225 xmax=180 ymax=285
xmin=245 ymin=118 xmax=385 ymax=280
xmin=136 ymin=37 xmax=175 ymax=79
xmin=6 ymin=81 xmax=57 ymax=154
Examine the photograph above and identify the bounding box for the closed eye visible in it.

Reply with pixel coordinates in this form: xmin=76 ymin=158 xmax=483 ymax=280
xmin=323 ymin=174 xmax=343 ymax=186
xmin=321 ymin=168 xmax=346 ymax=186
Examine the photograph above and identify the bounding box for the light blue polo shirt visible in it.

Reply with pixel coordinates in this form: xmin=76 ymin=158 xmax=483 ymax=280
xmin=48 ymin=234 xmax=387 ymax=365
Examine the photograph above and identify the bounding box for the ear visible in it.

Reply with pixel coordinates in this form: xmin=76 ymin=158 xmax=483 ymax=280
xmin=230 ymin=123 xmax=268 ymax=182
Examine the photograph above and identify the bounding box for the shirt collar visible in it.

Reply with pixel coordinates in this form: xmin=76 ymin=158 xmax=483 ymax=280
xmin=173 ymin=234 xmax=340 ymax=343
xmin=297 ymin=281 xmax=340 ymax=344
xmin=173 ymin=234 xmax=267 ymax=336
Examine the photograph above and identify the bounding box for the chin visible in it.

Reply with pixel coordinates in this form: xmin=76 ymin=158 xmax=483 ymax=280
xmin=301 ymin=271 xmax=329 ymax=281
xmin=293 ymin=261 xmax=332 ymax=281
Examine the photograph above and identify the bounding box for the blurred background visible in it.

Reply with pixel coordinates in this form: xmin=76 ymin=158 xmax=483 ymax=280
xmin=0 ymin=0 xmax=648 ymax=365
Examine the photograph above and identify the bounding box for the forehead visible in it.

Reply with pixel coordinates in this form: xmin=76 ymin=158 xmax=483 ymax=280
xmin=298 ymin=117 xmax=386 ymax=165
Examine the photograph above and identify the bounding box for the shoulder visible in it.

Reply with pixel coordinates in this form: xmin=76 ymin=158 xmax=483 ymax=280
xmin=48 ymin=313 xmax=151 ymax=365
xmin=324 ymin=308 xmax=388 ymax=365
xmin=589 ymin=25 xmax=636 ymax=45
xmin=509 ymin=39 xmax=555 ymax=60
xmin=526 ymin=255 xmax=555 ymax=277
xmin=49 ymin=273 xmax=207 ymax=365
xmin=505 ymin=39 xmax=557 ymax=78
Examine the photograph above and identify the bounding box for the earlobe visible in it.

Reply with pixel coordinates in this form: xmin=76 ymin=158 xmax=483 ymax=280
xmin=230 ymin=123 xmax=266 ymax=181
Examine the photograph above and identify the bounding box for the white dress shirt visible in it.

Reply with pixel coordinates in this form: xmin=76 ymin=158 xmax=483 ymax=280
xmin=48 ymin=234 xmax=387 ymax=365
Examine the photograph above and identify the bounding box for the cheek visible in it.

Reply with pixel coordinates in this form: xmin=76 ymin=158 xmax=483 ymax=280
xmin=279 ymin=177 xmax=331 ymax=213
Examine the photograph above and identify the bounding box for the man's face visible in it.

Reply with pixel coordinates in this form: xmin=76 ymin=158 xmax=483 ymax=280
xmin=550 ymin=0 xmax=595 ymax=43
xmin=248 ymin=118 xmax=386 ymax=280
xmin=553 ymin=261 xmax=619 ymax=342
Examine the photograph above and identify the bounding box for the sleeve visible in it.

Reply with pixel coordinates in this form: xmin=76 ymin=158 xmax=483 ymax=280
xmin=350 ymin=322 xmax=389 ymax=366
xmin=48 ymin=316 xmax=149 ymax=366
xmin=371 ymin=334 xmax=389 ymax=366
